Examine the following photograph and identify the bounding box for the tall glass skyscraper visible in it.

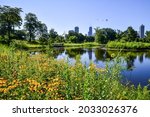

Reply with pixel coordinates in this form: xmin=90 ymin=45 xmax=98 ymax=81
xmin=88 ymin=27 xmax=92 ymax=36
xmin=75 ymin=26 xmax=79 ymax=33
xmin=139 ymin=24 xmax=145 ymax=38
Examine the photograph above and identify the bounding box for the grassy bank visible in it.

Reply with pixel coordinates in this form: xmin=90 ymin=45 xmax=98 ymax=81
xmin=107 ymin=41 xmax=150 ymax=50
xmin=64 ymin=42 xmax=101 ymax=48
xmin=9 ymin=41 xmax=101 ymax=49
xmin=0 ymin=44 xmax=150 ymax=100
xmin=11 ymin=40 xmax=43 ymax=50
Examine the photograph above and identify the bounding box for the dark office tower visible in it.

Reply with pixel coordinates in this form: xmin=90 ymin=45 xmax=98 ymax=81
xmin=75 ymin=26 xmax=79 ymax=33
xmin=88 ymin=27 xmax=92 ymax=36
xmin=139 ymin=24 xmax=145 ymax=38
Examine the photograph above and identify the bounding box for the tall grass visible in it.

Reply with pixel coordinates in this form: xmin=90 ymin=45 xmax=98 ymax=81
xmin=0 ymin=44 xmax=150 ymax=99
xmin=107 ymin=41 xmax=150 ymax=49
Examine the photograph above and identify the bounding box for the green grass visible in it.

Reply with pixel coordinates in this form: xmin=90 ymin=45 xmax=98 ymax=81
xmin=107 ymin=41 xmax=150 ymax=50
xmin=64 ymin=42 xmax=101 ymax=47
xmin=0 ymin=44 xmax=150 ymax=100
xmin=11 ymin=40 xmax=43 ymax=49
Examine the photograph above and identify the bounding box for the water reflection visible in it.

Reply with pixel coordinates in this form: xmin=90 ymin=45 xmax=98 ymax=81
xmin=65 ymin=48 xmax=86 ymax=58
xmin=88 ymin=48 xmax=92 ymax=60
xmin=30 ymin=47 xmax=150 ymax=88
xmin=55 ymin=48 xmax=150 ymax=88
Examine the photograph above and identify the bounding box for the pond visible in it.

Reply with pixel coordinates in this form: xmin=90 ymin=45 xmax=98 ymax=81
xmin=32 ymin=47 xmax=150 ymax=88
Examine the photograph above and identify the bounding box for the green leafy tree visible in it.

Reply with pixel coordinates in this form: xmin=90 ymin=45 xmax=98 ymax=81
xmin=24 ymin=13 xmax=39 ymax=42
xmin=66 ymin=31 xmax=85 ymax=43
xmin=68 ymin=36 xmax=78 ymax=43
xmin=13 ymin=30 xmax=26 ymax=40
xmin=85 ymin=36 xmax=95 ymax=42
xmin=77 ymin=33 xmax=85 ymax=43
xmin=49 ymin=29 xmax=58 ymax=43
xmin=104 ymin=28 xmax=116 ymax=41
xmin=121 ymin=26 xmax=138 ymax=42
xmin=95 ymin=27 xmax=106 ymax=44
xmin=39 ymin=34 xmax=49 ymax=45
xmin=145 ymin=31 xmax=150 ymax=42
xmin=0 ymin=5 xmax=22 ymax=43
xmin=37 ymin=21 xmax=48 ymax=36
xmin=37 ymin=21 xmax=49 ymax=44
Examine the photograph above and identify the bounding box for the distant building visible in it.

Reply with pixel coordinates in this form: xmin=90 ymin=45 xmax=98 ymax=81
xmin=139 ymin=24 xmax=145 ymax=38
xmin=75 ymin=26 xmax=79 ymax=33
xmin=88 ymin=27 xmax=92 ymax=36
xmin=68 ymin=30 xmax=74 ymax=33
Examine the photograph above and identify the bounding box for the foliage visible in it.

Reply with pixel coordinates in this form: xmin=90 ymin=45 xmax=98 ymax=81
xmin=0 ymin=5 xmax=22 ymax=43
xmin=145 ymin=31 xmax=150 ymax=42
xmin=120 ymin=26 xmax=138 ymax=42
xmin=49 ymin=29 xmax=58 ymax=43
xmin=95 ymin=27 xmax=116 ymax=44
xmin=107 ymin=41 xmax=150 ymax=49
xmin=64 ymin=42 xmax=100 ymax=47
xmin=66 ymin=31 xmax=85 ymax=43
xmin=24 ymin=13 xmax=39 ymax=42
xmin=13 ymin=30 xmax=26 ymax=40
xmin=0 ymin=45 xmax=150 ymax=100
xmin=85 ymin=36 xmax=95 ymax=42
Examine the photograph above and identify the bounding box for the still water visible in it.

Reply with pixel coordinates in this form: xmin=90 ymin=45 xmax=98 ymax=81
xmin=50 ymin=47 xmax=150 ymax=88
xmin=32 ymin=47 xmax=150 ymax=88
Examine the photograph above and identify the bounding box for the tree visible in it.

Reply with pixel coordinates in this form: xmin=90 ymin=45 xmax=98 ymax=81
xmin=145 ymin=31 xmax=150 ymax=42
xmin=49 ymin=29 xmax=58 ymax=43
xmin=68 ymin=36 xmax=78 ymax=43
xmin=103 ymin=28 xmax=116 ymax=41
xmin=77 ymin=33 xmax=85 ymax=43
xmin=66 ymin=31 xmax=85 ymax=43
xmin=37 ymin=21 xmax=49 ymax=44
xmin=13 ymin=30 xmax=26 ymax=40
xmin=37 ymin=21 xmax=48 ymax=36
xmin=0 ymin=5 xmax=22 ymax=43
xmin=95 ymin=27 xmax=106 ymax=44
xmin=39 ymin=33 xmax=49 ymax=45
xmin=121 ymin=26 xmax=138 ymax=42
xmin=24 ymin=13 xmax=39 ymax=42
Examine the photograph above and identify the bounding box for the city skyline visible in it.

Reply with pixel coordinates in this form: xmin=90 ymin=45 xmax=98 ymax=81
xmin=1 ymin=0 xmax=150 ymax=35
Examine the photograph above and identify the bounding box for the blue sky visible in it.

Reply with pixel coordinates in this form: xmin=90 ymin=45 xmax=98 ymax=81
xmin=1 ymin=0 xmax=150 ymax=35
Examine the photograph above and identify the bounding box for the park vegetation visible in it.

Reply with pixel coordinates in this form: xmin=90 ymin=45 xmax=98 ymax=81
xmin=0 ymin=44 xmax=150 ymax=100
xmin=1 ymin=5 xmax=150 ymax=49
xmin=0 ymin=5 xmax=150 ymax=100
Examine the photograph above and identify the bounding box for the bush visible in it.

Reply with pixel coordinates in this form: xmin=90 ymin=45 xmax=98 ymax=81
xmin=107 ymin=41 xmax=150 ymax=49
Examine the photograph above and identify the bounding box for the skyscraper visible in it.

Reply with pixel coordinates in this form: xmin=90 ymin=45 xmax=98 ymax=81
xmin=139 ymin=24 xmax=145 ymax=38
xmin=88 ymin=27 xmax=92 ymax=36
xmin=75 ymin=26 xmax=79 ymax=33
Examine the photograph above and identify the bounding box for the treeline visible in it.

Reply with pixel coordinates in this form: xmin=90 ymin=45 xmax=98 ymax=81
xmin=0 ymin=5 xmax=94 ymax=45
xmin=95 ymin=27 xmax=150 ymax=44
xmin=1 ymin=5 xmax=150 ymax=46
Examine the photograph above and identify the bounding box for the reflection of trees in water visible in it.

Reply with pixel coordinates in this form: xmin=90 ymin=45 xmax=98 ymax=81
xmin=126 ymin=56 xmax=135 ymax=70
xmin=94 ymin=48 xmax=112 ymax=61
xmin=65 ymin=48 xmax=86 ymax=59
xmin=106 ymin=50 xmax=147 ymax=70
xmin=52 ymin=47 xmax=65 ymax=58
xmin=145 ymin=51 xmax=150 ymax=59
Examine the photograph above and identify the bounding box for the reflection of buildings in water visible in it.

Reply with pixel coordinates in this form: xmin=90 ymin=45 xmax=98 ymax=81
xmin=88 ymin=49 xmax=92 ymax=60
xmin=138 ymin=55 xmax=144 ymax=63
